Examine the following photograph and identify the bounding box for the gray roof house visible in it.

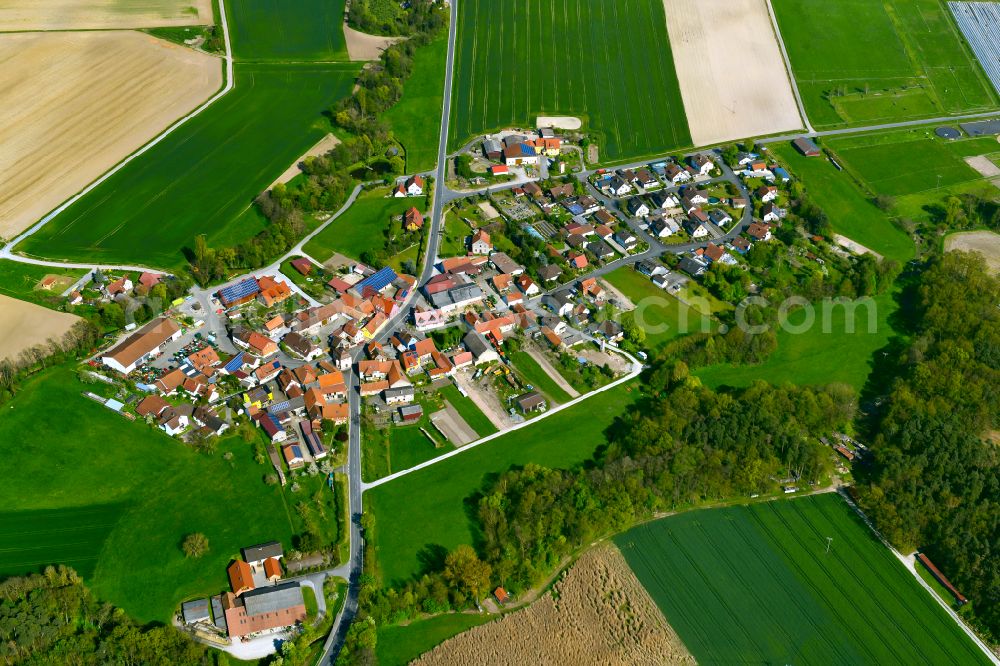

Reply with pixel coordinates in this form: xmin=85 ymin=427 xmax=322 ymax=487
xmin=242 ymin=541 xmax=283 ymax=566
xmin=182 ymin=598 xmax=211 ymax=625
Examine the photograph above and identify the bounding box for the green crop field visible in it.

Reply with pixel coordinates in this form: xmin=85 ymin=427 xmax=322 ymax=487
xmin=225 ymin=0 xmax=348 ymax=62
xmin=604 ymin=267 xmax=715 ymax=351
xmin=696 ymin=289 xmax=898 ymax=391
xmin=367 ymin=382 xmax=641 ymax=584
xmin=772 ymin=0 xmax=998 ymax=129
xmin=449 ymin=0 xmax=689 ymax=162
xmin=0 ymin=367 xmax=300 ymax=622
xmin=615 ymin=494 xmax=990 ymax=665
xmin=383 ymin=31 xmax=448 ymax=172
xmin=304 ymin=188 xmax=427 ymax=262
xmin=17 ymin=63 xmax=358 ymax=270
xmin=773 ymin=144 xmax=915 ymax=263
xmin=826 ymin=131 xmax=1000 ymax=197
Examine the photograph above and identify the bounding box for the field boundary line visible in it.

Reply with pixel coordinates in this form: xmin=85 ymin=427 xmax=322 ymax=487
xmin=837 ymin=490 xmax=1000 ymax=665
xmin=763 ymin=0 xmax=813 ymax=133
xmin=2 ymin=0 xmax=235 ymax=260
xmin=362 ymin=345 xmax=642 ymax=490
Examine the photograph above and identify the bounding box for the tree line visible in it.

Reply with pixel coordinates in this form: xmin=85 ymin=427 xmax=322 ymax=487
xmin=0 ymin=566 xmax=221 ymax=665
xmin=857 ymin=251 xmax=1000 ymax=641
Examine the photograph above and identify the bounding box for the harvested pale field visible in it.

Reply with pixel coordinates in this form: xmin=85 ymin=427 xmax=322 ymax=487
xmin=662 ymin=0 xmax=802 ymax=146
xmin=0 ymin=294 xmax=80 ymax=363
xmin=344 ymin=24 xmax=402 ymax=61
xmin=834 ymin=234 xmax=884 ymax=260
xmin=964 ymin=155 xmax=1000 ymax=191
xmin=414 ymin=546 xmax=695 ymax=666
xmin=0 ymin=0 xmax=212 ymax=31
xmin=0 ymin=31 xmax=221 ymax=239
xmin=536 ymin=116 xmax=582 ymax=130
xmin=269 ymin=133 xmax=342 ymax=189
xmin=945 ymin=230 xmax=1000 ymax=274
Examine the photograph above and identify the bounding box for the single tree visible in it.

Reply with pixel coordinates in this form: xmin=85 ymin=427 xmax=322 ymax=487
xmin=182 ymin=533 xmax=209 ymax=559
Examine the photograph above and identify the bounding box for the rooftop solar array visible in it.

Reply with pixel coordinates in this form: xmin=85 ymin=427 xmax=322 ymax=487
xmin=223 ymin=352 xmax=245 ymax=373
xmin=357 ymin=267 xmax=397 ymax=293
xmin=219 ymin=278 xmax=260 ymax=304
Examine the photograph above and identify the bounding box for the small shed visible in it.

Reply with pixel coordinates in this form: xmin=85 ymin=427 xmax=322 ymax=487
xmin=517 ymin=391 xmax=547 ymax=413
xmin=493 ymin=587 xmax=510 ymax=605
xmin=399 ymin=404 xmax=423 ymax=423
xmin=792 ymin=136 xmax=820 ymax=157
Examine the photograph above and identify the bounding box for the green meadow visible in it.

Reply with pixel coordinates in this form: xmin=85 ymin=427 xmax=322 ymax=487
xmin=616 ymin=494 xmax=990 ymax=665
xmin=367 ymin=382 xmax=641 ymax=584
xmin=0 ymin=260 xmax=84 ymax=307
xmin=509 ymin=350 xmax=572 ymax=404
xmin=0 ymin=367 xmax=299 ymax=622
xmin=772 ymin=0 xmax=997 ymax=128
xmin=449 ymin=0 xmax=689 ymax=161
xmin=304 ymin=188 xmax=427 ymax=262
xmin=772 ymin=144 xmax=915 ymax=263
xmin=383 ymin=31 xmax=449 ymax=172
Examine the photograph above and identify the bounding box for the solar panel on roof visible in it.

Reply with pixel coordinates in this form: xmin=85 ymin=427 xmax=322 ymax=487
xmin=219 ymin=278 xmax=259 ymax=303
xmin=268 ymin=400 xmax=291 ymax=414
xmin=357 ymin=267 xmax=396 ymax=293
xmin=223 ymin=352 xmax=245 ymax=372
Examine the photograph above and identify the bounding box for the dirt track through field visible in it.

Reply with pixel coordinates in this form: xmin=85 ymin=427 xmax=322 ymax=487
xmin=662 ymin=0 xmax=802 ymax=145
xmin=414 ymin=545 xmax=695 ymax=666
xmin=0 ymin=0 xmax=212 ymax=31
xmin=525 ymin=345 xmax=579 ymax=399
xmin=945 ymin=230 xmax=1000 ymax=274
xmin=0 ymin=294 xmax=80 ymax=363
xmin=0 ymin=31 xmax=221 ymax=239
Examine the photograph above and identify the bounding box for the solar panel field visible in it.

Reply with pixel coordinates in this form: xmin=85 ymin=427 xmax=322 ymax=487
xmin=449 ymin=0 xmax=690 ymax=162
xmin=771 ymin=0 xmax=998 ymax=129
xmin=615 ymin=493 xmax=990 ymax=665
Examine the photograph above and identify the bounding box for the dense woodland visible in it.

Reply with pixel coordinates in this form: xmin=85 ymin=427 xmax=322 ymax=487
xmin=857 ymin=252 xmax=1000 ymax=640
xmin=0 ymin=567 xmax=220 ymax=665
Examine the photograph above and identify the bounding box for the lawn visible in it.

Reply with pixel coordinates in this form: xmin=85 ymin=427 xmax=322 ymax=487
xmin=376 ymin=613 xmax=493 ymax=665
xmin=772 ymin=0 xmax=998 ymax=128
xmin=17 ymin=63 xmax=359 ymax=270
xmin=604 ymin=267 xmax=714 ymax=351
xmin=696 ymin=289 xmax=898 ymax=391
xmin=0 ymin=366 xmax=298 ymax=623
xmin=449 ymin=0 xmax=689 ymax=162
xmin=615 ymin=493 xmax=990 ymax=665
xmin=367 ymin=382 xmax=641 ymax=584
xmin=773 ymin=144 xmax=915 ymax=263
xmin=437 ymin=384 xmax=496 ymax=438
xmin=363 ymin=410 xmax=450 ymax=483
xmin=0 ymin=260 xmax=84 ymax=308
xmin=827 ymin=131 xmax=1000 ymax=197
xmin=383 ymin=31 xmax=448 ymax=172
xmin=224 ymin=0 xmax=348 ymax=62
xmin=509 ymin=350 xmax=572 ymax=404
xmin=304 ymin=188 xmax=427 ymax=262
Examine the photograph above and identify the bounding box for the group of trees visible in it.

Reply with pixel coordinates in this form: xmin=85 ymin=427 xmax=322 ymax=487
xmin=0 ymin=320 xmax=101 ymax=405
xmin=347 ymin=0 xmax=445 ymax=36
xmin=0 ymin=566 xmax=220 ymax=665
xmin=857 ymin=251 xmax=1000 ymax=640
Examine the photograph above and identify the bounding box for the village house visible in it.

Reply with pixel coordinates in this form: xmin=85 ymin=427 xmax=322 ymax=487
xmin=470 ymin=229 xmax=492 ymax=255
xmin=688 ymin=154 xmax=714 ymax=176
xmin=503 ymin=142 xmax=539 ymax=166
xmin=221 ymin=582 xmax=306 ymax=639
xmin=626 ymin=198 xmax=650 ymax=218
xmin=257 ymin=276 xmax=291 ymax=308
xmin=664 ymin=162 xmax=691 ymax=184
xmin=404 ymin=207 xmax=424 ymax=231
xmin=756 ymin=185 xmax=778 ymax=203
xmin=538 ymin=264 xmax=563 ymax=282
xmin=462 ymin=331 xmax=500 ymax=365
xmin=747 ymin=222 xmax=773 ymax=241
xmin=607 ymin=175 xmax=632 ymax=197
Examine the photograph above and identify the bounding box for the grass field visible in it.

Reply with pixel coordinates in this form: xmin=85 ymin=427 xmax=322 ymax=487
xmin=615 ymin=493 xmax=990 ymax=665
xmin=303 ymin=188 xmax=427 ymax=262
xmin=383 ymin=31 xmax=448 ymax=172
xmin=0 ymin=260 xmax=84 ymax=307
xmin=509 ymin=350 xmax=572 ymax=404
xmin=437 ymin=384 xmax=496 ymax=437
xmin=772 ymin=0 xmax=998 ymax=128
xmin=17 ymin=63 xmax=358 ymax=269
xmin=377 ymin=613 xmax=493 ymax=665
xmin=696 ymin=290 xmax=899 ymax=391
xmin=225 ymin=0 xmax=348 ymax=62
xmin=604 ymin=267 xmax=714 ymax=351
xmin=449 ymin=0 xmax=689 ymax=161
xmin=367 ymin=382 xmax=641 ymax=584
xmin=773 ymin=144 xmax=915 ymax=262
xmin=827 ymin=131 xmax=1000 ymax=197
xmin=0 ymin=367 xmax=298 ymax=622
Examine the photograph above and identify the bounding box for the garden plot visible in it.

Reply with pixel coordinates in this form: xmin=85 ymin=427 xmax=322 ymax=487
xmin=0 ymin=31 xmax=221 ymax=239
xmin=0 ymin=0 xmax=212 ymax=31
xmin=662 ymin=0 xmax=802 ymax=145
